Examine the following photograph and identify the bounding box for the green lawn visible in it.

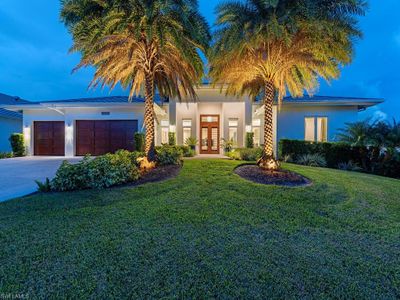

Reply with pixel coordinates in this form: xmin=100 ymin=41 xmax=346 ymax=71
xmin=1 ymin=159 xmax=399 ymax=298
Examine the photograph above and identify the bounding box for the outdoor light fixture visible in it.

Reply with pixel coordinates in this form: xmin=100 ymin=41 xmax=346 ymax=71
xmin=245 ymin=125 xmax=252 ymax=133
xmin=169 ymin=125 xmax=176 ymax=132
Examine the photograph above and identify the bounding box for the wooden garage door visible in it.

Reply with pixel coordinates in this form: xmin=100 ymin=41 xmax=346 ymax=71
xmin=76 ymin=120 xmax=138 ymax=156
xmin=34 ymin=121 xmax=65 ymax=156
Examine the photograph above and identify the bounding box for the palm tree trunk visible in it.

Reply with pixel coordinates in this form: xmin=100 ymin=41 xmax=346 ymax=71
xmin=144 ymin=72 xmax=156 ymax=161
xmin=258 ymin=81 xmax=280 ymax=170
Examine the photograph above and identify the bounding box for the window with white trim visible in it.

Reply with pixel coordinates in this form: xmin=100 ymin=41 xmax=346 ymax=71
xmin=252 ymin=119 xmax=261 ymax=146
xmin=228 ymin=118 xmax=238 ymax=144
xmin=305 ymin=117 xmax=328 ymax=142
xmin=182 ymin=119 xmax=192 ymax=144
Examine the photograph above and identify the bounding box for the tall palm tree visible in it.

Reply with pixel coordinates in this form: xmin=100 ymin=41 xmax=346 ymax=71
xmin=61 ymin=0 xmax=210 ymax=161
xmin=209 ymin=0 xmax=366 ymax=170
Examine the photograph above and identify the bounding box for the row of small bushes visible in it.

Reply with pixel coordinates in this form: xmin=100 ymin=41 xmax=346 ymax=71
xmin=226 ymin=147 xmax=263 ymax=161
xmin=279 ymin=139 xmax=400 ymax=178
xmin=39 ymin=145 xmax=184 ymax=192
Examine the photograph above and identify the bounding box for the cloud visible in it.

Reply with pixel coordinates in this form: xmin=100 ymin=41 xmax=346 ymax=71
xmin=374 ymin=110 xmax=388 ymax=120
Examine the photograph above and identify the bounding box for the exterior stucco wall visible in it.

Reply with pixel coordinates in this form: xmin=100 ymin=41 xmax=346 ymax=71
xmin=23 ymin=106 xmax=145 ymax=156
xmin=276 ymin=105 xmax=359 ymax=142
xmin=0 ymin=117 xmax=22 ymax=152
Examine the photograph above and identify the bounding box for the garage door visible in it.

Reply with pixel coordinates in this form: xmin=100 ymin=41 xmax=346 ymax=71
xmin=76 ymin=120 xmax=138 ymax=156
xmin=34 ymin=121 xmax=65 ymax=156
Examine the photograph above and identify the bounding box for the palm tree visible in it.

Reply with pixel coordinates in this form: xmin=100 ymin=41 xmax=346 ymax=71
xmin=337 ymin=119 xmax=374 ymax=146
xmin=61 ymin=0 xmax=210 ymax=161
xmin=209 ymin=0 xmax=366 ymax=170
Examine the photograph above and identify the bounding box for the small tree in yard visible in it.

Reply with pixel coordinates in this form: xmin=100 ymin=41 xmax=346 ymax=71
xmin=210 ymin=0 xmax=366 ymax=170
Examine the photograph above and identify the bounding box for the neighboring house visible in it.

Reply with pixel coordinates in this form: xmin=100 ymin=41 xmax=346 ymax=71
xmin=2 ymin=85 xmax=383 ymax=157
xmin=0 ymin=93 xmax=29 ymax=152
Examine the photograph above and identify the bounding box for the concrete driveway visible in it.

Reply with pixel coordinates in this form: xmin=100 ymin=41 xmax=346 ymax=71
xmin=0 ymin=156 xmax=82 ymax=202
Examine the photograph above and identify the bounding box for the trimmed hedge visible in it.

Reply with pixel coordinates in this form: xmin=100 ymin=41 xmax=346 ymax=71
xmin=279 ymin=139 xmax=400 ymax=178
xmin=52 ymin=150 xmax=140 ymax=191
xmin=9 ymin=133 xmax=25 ymax=157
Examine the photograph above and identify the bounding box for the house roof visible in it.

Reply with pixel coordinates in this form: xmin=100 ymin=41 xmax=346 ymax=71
xmin=282 ymin=95 xmax=383 ymax=104
xmin=0 ymin=93 xmax=30 ymax=120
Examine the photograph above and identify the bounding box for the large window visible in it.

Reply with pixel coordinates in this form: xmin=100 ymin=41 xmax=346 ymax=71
xmin=252 ymin=119 xmax=261 ymax=146
xmin=317 ymin=117 xmax=328 ymax=142
xmin=305 ymin=117 xmax=328 ymax=142
xmin=182 ymin=119 xmax=192 ymax=144
xmin=161 ymin=127 xmax=169 ymax=144
xmin=228 ymin=118 xmax=238 ymax=144
xmin=305 ymin=117 xmax=315 ymax=142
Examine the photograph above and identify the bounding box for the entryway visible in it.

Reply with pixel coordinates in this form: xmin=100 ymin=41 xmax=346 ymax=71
xmin=200 ymin=115 xmax=220 ymax=154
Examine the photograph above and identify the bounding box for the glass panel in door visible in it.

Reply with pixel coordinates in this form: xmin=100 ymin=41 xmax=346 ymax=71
xmin=201 ymin=127 xmax=208 ymax=151
xmin=211 ymin=127 xmax=218 ymax=151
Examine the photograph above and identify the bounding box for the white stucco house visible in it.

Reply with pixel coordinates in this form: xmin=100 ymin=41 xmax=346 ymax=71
xmin=1 ymin=85 xmax=383 ymax=157
xmin=0 ymin=93 xmax=27 ymax=152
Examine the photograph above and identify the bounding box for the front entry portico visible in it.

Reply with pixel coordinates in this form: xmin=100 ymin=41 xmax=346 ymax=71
xmin=200 ymin=115 xmax=220 ymax=154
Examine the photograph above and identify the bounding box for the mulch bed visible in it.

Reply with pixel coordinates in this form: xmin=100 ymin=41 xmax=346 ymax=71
xmin=234 ymin=164 xmax=312 ymax=187
xmin=128 ymin=164 xmax=182 ymax=187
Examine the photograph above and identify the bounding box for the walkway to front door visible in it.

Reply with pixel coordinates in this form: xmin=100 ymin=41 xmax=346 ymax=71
xmin=200 ymin=115 xmax=220 ymax=154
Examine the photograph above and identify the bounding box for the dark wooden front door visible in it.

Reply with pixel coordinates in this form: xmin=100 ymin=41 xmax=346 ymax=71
xmin=34 ymin=121 xmax=65 ymax=156
xmin=200 ymin=115 xmax=220 ymax=154
xmin=76 ymin=120 xmax=138 ymax=156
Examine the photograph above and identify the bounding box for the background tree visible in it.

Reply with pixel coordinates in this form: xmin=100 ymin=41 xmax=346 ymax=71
xmin=209 ymin=0 xmax=366 ymax=170
xmin=61 ymin=0 xmax=210 ymax=161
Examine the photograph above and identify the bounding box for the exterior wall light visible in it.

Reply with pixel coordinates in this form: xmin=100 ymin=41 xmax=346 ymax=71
xmin=65 ymin=123 xmax=74 ymax=144
xmin=245 ymin=125 xmax=252 ymax=133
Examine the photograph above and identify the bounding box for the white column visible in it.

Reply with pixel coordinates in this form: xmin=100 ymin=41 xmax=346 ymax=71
xmin=65 ymin=117 xmax=74 ymax=157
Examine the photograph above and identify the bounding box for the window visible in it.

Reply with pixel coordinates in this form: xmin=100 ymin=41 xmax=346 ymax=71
xmin=253 ymin=127 xmax=261 ymax=147
xmin=182 ymin=119 xmax=192 ymax=127
xmin=228 ymin=118 xmax=238 ymax=144
xmin=161 ymin=127 xmax=169 ymax=144
xmin=252 ymin=119 xmax=261 ymax=127
xmin=305 ymin=117 xmax=315 ymax=142
xmin=182 ymin=119 xmax=192 ymax=144
xmin=252 ymin=119 xmax=261 ymax=146
xmin=201 ymin=116 xmax=218 ymax=123
xmin=183 ymin=128 xmax=191 ymax=144
xmin=317 ymin=117 xmax=328 ymax=142
xmin=305 ymin=117 xmax=328 ymax=142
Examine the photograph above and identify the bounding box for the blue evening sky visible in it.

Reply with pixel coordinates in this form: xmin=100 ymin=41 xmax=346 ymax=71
xmin=0 ymin=0 xmax=399 ymax=119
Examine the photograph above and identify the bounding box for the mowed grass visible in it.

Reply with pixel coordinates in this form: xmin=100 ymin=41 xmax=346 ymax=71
xmin=0 ymin=159 xmax=399 ymax=298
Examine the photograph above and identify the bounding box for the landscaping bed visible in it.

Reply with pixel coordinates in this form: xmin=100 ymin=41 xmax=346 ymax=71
xmin=129 ymin=164 xmax=181 ymax=186
xmin=234 ymin=164 xmax=311 ymax=187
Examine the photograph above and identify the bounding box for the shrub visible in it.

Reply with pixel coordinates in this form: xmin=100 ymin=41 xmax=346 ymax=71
xmin=126 ymin=150 xmax=145 ymax=167
xmin=168 ymin=132 xmax=176 ymax=146
xmin=9 ymin=133 xmax=25 ymax=157
xmin=296 ymin=153 xmax=327 ymax=167
xmin=227 ymin=147 xmax=263 ymax=161
xmin=338 ymin=161 xmax=362 ymax=172
xmin=155 ymin=145 xmax=183 ymax=165
xmin=221 ymin=138 xmax=234 ymax=153
xmin=35 ymin=178 xmax=52 ymax=193
xmin=52 ymin=152 xmax=140 ymax=191
xmin=246 ymin=132 xmax=254 ymax=148
xmin=185 ymin=137 xmax=198 ymax=150
xmin=134 ymin=132 xmax=145 ymax=152
xmin=0 ymin=152 xmax=13 ymax=159
xmin=175 ymin=145 xmax=195 ymax=157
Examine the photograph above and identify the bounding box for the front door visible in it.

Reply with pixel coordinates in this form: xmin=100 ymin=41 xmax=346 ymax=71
xmin=200 ymin=115 xmax=220 ymax=154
